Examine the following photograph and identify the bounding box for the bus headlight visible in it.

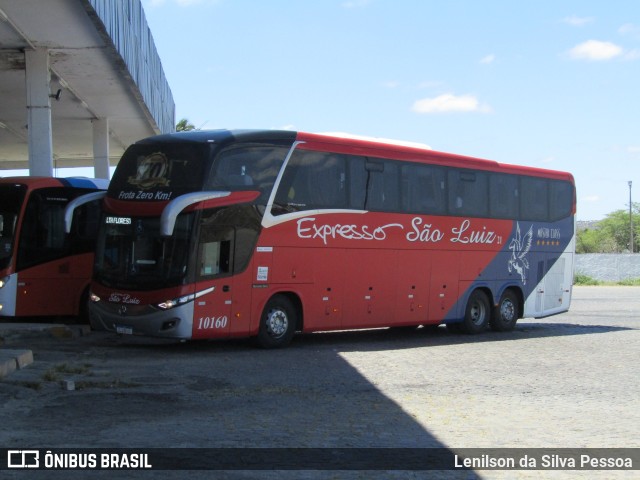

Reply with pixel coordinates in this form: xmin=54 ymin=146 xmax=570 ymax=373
xmin=157 ymin=294 xmax=195 ymax=310
xmin=0 ymin=276 xmax=9 ymax=289
xmin=89 ymin=292 xmax=101 ymax=302
xmin=155 ymin=287 xmax=214 ymax=310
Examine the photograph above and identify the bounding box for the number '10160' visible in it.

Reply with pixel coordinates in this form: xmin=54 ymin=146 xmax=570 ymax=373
xmin=197 ymin=316 xmax=228 ymax=330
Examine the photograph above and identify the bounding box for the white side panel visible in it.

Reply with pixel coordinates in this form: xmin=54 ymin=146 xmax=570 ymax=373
xmin=0 ymin=272 xmax=18 ymax=316
xmin=523 ymin=234 xmax=575 ymax=318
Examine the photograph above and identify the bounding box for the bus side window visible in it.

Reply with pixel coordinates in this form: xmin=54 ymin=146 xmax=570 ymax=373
xmin=70 ymin=199 xmax=102 ymax=254
xmin=198 ymin=225 xmax=234 ymax=279
xmin=401 ymin=164 xmax=446 ymax=215
xmin=521 ymin=177 xmax=549 ymax=221
xmin=274 ymin=151 xmax=348 ymax=212
xmin=448 ymin=169 xmax=489 ymax=217
xmin=17 ymin=190 xmax=70 ymax=270
xmin=366 ymin=160 xmax=399 ymax=212
xmin=0 ymin=213 xmax=16 ymax=262
xmin=347 ymin=156 xmax=367 ymax=209
xmin=489 ymin=174 xmax=519 ymax=219
xmin=549 ymin=180 xmax=573 ymax=220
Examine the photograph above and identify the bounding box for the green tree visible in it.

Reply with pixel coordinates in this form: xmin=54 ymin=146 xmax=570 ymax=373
xmin=599 ymin=210 xmax=632 ymax=252
xmin=176 ymin=118 xmax=196 ymax=132
xmin=576 ymin=228 xmax=604 ymax=253
xmin=576 ymin=203 xmax=640 ymax=253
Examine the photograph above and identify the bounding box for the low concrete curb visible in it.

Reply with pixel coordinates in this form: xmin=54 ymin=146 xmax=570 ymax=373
xmin=0 ymin=349 xmax=33 ymax=378
xmin=0 ymin=323 xmax=90 ymax=378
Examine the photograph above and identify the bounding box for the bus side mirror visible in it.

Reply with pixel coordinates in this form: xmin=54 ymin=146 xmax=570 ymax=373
xmin=64 ymin=192 xmax=107 ymax=234
xmin=160 ymin=191 xmax=230 ymax=237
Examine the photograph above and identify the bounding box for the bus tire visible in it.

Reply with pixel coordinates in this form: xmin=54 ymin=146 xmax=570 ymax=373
xmin=462 ymin=290 xmax=490 ymax=334
xmin=70 ymin=287 xmax=90 ymax=325
xmin=256 ymin=295 xmax=297 ymax=349
xmin=491 ymin=290 xmax=519 ymax=332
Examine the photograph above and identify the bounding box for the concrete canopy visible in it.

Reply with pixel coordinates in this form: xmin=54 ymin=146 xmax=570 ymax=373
xmin=0 ymin=0 xmax=174 ymax=175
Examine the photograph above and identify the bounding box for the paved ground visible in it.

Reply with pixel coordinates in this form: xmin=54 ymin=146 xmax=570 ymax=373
xmin=0 ymin=286 xmax=638 ymax=479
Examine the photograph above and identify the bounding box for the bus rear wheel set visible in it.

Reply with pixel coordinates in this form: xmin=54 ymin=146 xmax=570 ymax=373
xmin=257 ymin=288 xmax=520 ymax=348
xmin=448 ymin=288 xmax=520 ymax=334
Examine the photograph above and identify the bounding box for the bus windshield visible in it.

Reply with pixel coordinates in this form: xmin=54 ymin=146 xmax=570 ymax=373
xmin=0 ymin=184 xmax=27 ymax=270
xmin=95 ymin=213 xmax=195 ymax=291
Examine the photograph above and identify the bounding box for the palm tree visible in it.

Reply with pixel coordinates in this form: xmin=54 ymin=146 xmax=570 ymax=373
xmin=176 ymin=118 xmax=196 ymax=132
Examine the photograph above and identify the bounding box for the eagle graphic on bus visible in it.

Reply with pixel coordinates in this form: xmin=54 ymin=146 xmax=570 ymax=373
xmin=508 ymin=222 xmax=533 ymax=284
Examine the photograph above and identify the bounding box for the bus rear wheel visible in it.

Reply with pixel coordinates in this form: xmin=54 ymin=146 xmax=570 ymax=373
xmin=491 ymin=290 xmax=519 ymax=332
xmin=256 ymin=295 xmax=297 ymax=349
xmin=462 ymin=290 xmax=490 ymax=334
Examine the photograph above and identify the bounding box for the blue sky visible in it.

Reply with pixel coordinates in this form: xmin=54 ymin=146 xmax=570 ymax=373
xmin=138 ymin=0 xmax=640 ymax=221
xmin=81 ymin=1 xmax=640 ymax=220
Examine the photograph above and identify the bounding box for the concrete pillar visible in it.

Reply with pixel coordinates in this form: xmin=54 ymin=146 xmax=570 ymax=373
xmin=92 ymin=118 xmax=110 ymax=179
xmin=24 ymin=48 xmax=54 ymax=177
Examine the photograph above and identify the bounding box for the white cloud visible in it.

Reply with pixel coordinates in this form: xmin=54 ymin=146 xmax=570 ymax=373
xmin=412 ymin=93 xmax=491 ymax=114
xmin=541 ymin=156 xmax=555 ymax=164
xmin=563 ymin=16 xmax=594 ymax=27
xmin=628 ymin=146 xmax=640 ymax=154
xmin=568 ymin=40 xmax=623 ymax=61
xmin=479 ymin=54 xmax=496 ymax=64
xmin=619 ymin=23 xmax=640 ymax=38
xmin=582 ymin=195 xmax=600 ymax=203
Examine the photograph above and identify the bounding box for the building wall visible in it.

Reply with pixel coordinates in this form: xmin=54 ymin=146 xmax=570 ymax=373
xmin=575 ymin=254 xmax=640 ymax=282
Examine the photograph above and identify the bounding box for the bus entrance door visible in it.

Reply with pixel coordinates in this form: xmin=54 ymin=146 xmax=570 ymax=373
xmin=191 ymin=225 xmax=236 ymax=339
xmin=192 ymin=280 xmax=233 ymax=339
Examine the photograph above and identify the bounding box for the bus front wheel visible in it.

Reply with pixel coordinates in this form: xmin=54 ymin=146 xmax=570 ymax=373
xmin=462 ymin=290 xmax=490 ymax=334
xmin=491 ymin=290 xmax=519 ymax=332
xmin=256 ymin=295 xmax=297 ymax=349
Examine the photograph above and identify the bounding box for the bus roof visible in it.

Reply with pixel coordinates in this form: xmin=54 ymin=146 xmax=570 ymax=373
xmin=0 ymin=176 xmax=108 ymax=190
xmin=132 ymin=129 xmax=574 ymax=184
xmin=135 ymin=129 xmax=298 ymax=146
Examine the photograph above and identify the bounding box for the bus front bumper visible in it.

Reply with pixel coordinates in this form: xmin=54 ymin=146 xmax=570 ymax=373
xmin=88 ymin=301 xmax=195 ymax=339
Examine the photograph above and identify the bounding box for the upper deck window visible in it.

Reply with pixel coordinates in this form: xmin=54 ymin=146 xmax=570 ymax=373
xmin=207 ymin=145 xmax=289 ymax=203
xmin=109 ymin=143 xmax=210 ymax=200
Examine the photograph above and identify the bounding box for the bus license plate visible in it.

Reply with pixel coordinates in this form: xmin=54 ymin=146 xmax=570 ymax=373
xmin=116 ymin=325 xmax=133 ymax=335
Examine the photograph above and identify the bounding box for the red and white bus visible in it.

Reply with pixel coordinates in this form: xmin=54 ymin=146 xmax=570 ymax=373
xmin=0 ymin=176 xmax=108 ymax=319
xmin=87 ymin=130 xmax=575 ymax=347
